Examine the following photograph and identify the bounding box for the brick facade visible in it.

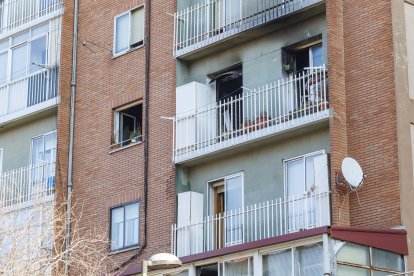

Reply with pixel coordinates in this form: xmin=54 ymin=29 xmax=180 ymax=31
xmin=56 ymin=0 xmax=176 ymax=273
xmin=327 ymin=0 xmax=401 ymax=228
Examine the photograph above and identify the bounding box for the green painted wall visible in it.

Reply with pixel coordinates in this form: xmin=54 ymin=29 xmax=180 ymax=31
xmin=176 ymin=13 xmax=327 ymax=88
xmin=0 ymin=114 xmax=57 ymax=172
xmin=177 ymin=127 xmax=329 ymax=215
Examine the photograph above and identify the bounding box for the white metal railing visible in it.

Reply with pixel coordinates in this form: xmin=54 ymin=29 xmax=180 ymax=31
xmin=174 ymin=66 xmax=328 ymax=162
xmin=0 ymin=0 xmax=62 ymax=36
xmin=0 ymin=66 xmax=59 ymax=119
xmin=0 ymin=162 xmax=55 ymax=208
xmin=174 ymin=0 xmax=323 ymax=56
xmin=172 ymin=191 xmax=330 ymax=257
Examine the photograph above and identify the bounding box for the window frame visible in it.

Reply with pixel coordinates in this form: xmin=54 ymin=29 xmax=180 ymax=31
xmin=30 ymin=130 xmax=57 ymax=165
xmin=113 ymin=5 xmax=145 ymax=57
xmin=283 ymin=150 xmax=326 ymax=199
xmin=112 ymin=101 xmax=143 ymax=149
xmin=0 ymin=22 xmax=50 ymax=84
xmin=109 ymin=201 xmax=140 ymax=252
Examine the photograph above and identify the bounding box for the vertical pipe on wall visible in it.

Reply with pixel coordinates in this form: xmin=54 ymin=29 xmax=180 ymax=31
xmin=64 ymin=0 xmax=79 ymax=274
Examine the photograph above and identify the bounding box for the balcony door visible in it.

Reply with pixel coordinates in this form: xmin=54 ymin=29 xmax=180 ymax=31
xmin=209 ymin=173 xmax=243 ymax=248
xmin=284 ymin=151 xmax=328 ymax=233
xmin=210 ymin=65 xmax=243 ymax=138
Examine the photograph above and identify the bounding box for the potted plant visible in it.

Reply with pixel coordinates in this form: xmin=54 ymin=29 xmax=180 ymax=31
xmin=129 ymin=125 xmax=142 ymax=143
xmin=283 ymin=63 xmax=294 ymax=73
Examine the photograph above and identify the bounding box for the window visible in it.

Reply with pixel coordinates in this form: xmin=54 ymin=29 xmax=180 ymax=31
xmin=113 ymin=103 xmax=143 ymax=149
xmin=31 ymin=132 xmax=57 ymax=190
xmin=263 ymin=243 xmax=323 ymax=276
xmin=31 ymin=131 xmax=57 ymax=165
xmin=283 ymin=151 xmax=329 ymax=232
xmin=336 ymin=242 xmax=405 ymax=275
xmin=208 ymin=173 xmax=243 ymax=247
xmin=113 ymin=6 xmax=144 ymax=55
xmin=283 ymin=37 xmax=324 ymax=74
xmin=0 ymin=23 xmax=49 ymax=84
xmin=110 ymin=202 xmax=140 ymax=251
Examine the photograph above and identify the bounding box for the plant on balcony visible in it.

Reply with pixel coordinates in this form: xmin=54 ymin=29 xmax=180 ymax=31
xmin=256 ymin=111 xmax=271 ymax=129
xmin=283 ymin=63 xmax=294 ymax=73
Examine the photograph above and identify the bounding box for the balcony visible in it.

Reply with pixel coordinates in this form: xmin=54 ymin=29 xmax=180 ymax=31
xmin=172 ymin=191 xmax=330 ymax=257
xmin=0 ymin=66 xmax=59 ymax=126
xmin=174 ymin=66 xmax=329 ymax=164
xmin=174 ymin=0 xmax=324 ymax=57
xmin=0 ymin=0 xmax=63 ymax=38
xmin=0 ymin=162 xmax=55 ymax=209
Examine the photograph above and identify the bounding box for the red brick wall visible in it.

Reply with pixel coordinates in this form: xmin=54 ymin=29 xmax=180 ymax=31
xmin=327 ymin=0 xmax=401 ymax=228
xmin=61 ymin=0 xmax=176 ymax=272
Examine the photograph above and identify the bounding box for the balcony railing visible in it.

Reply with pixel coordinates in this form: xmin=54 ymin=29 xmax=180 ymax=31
xmin=0 ymin=66 xmax=59 ymax=121
xmin=172 ymin=191 xmax=330 ymax=257
xmin=174 ymin=0 xmax=323 ymax=56
xmin=174 ymin=66 xmax=329 ymax=163
xmin=0 ymin=0 xmax=63 ymax=37
xmin=0 ymin=162 xmax=55 ymax=208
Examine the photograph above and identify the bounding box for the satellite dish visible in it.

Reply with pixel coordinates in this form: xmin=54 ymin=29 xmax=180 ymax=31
xmin=341 ymin=157 xmax=364 ymax=188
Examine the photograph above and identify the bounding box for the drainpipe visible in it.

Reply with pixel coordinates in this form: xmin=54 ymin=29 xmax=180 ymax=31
xmin=142 ymin=0 xmax=151 ymax=253
xmin=64 ymin=0 xmax=79 ymax=274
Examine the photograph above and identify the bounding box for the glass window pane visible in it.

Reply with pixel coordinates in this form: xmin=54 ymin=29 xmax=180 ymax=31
xmin=30 ymin=36 xmax=47 ymax=73
xmin=311 ymin=44 xmax=323 ymax=67
xmin=115 ymin=13 xmax=130 ymax=54
xmin=287 ymin=159 xmax=304 ymax=196
xmin=31 ymin=137 xmax=44 ymax=164
xmin=31 ymin=24 xmax=49 ymax=37
xmin=305 ymin=154 xmax=322 ymax=191
xmin=337 ymin=265 xmax=370 ymax=276
xmin=12 ymin=44 xmax=28 ymax=80
xmin=130 ymin=8 xmax=144 ymax=47
xmin=263 ymin=249 xmax=292 ymax=276
xmin=294 ymin=243 xmax=323 ymax=276
xmin=222 ymin=257 xmax=253 ymax=276
xmin=0 ymin=52 xmax=7 ymax=85
xmin=225 ymin=175 xmax=242 ymax=211
xmin=43 ymin=132 xmax=56 ymax=163
xmin=12 ymin=31 xmax=30 ymax=46
xmin=0 ymin=39 xmax=8 ymax=51
xmin=111 ymin=207 xmax=124 ymax=251
xmin=372 ymin=248 xmax=404 ymax=272
xmin=337 ymin=243 xmax=370 ymax=266
xmin=125 ymin=203 xmax=139 ymax=220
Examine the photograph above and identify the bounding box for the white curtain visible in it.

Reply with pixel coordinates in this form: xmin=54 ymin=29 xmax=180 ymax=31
xmin=294 ymin=243 xmax=323 ymax=276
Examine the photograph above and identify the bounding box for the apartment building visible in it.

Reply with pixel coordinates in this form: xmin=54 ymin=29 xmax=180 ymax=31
xmin=0 ymin=0 xmax=64 ymax=270
xmin=149 ymin=0 xmax=413 ymax=275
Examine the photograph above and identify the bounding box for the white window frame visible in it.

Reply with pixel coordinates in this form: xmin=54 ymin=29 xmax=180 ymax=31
xmin=113 ymin=5 xmax=145 ymax=57
xmin=110 ymin=201 xmax=140 ymax=252
xmin=283 ymin=150 xmax=326 ymax=199
xmin=0 ymin=22 xmax=50 ymax=84
xmin=30 ymin=130 xmax=57 ymax=165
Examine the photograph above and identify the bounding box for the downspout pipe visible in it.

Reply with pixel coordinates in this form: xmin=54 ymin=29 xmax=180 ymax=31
xmin=141 ymin=0 xmax=151 ymax=253
xmin=64 ymin=0 xmax=79 ymax=274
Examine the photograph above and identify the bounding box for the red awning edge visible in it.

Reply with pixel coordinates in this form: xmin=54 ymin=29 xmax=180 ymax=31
xmin=330 ymin=226 xmax=408 ymax=255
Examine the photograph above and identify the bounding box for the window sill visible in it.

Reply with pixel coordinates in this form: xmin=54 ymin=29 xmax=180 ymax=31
xmin=110 ymin=140 xmax=143 ymax=154
xmin=108 ymin=245 xmax=141 ymax=256
xmin=112 ymin=44 xmax=144 ymax=59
